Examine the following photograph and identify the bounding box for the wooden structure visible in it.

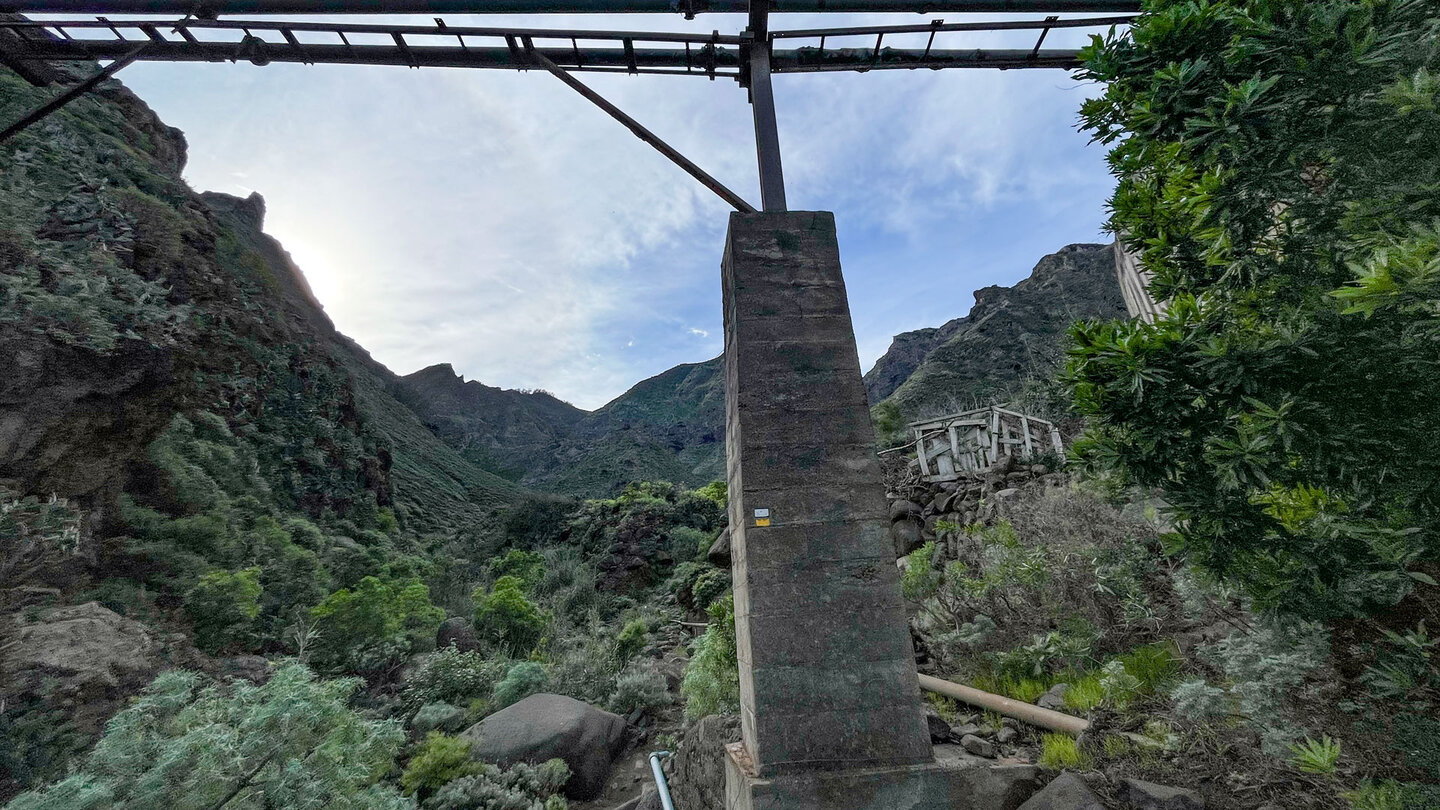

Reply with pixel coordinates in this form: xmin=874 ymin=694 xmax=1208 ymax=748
xmin=906 ymin=405 xmax=1061 ymax=481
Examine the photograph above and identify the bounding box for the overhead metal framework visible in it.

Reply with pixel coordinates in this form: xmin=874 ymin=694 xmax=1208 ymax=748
xmin=0 ymin=0 xmax=1136 ymax=212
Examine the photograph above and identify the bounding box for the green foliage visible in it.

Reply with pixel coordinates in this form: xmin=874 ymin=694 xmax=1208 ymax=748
xmin=491 ymin=662 xmax=550 ymax=712
xmin=682 ymin=594 xmax=739 ymax=720
xmin=1038 ymin=733 xmax=1092 ymax=771
xmin=0 ymin=488 xmax=83 ymax=611
xmin=1070 ymin=0 xmax=1440 ymax=620
xmin=1363 ymin=622 xmax=1439 ymax=704
xmin=615 ymin=619 xmax=650 ymax=662
xmin=1289 ymin=735 xmax=1342 ymax=775
xmin=310 ymin=576 xmax=445 ymax=678
xmin=5 ymin=663 xmax=409 ymax=810
xmin=1393 ymin=713 xmax=1440 ymax=780
xmin=1063 ymin=674 xmax=1106 ymax=713
xmin=1343 ymin=781 xmax=1404 ymax=810
xmin=402 ymin=733 xmax=483 ymax=798
xmin=487 ymin=551 xmax=546 ymax=593
xmin=692 ymin=481 xmax=727 ymax=508
xmin=411 ymin=704 xmax=468 ymax=735
xmin=184 ymin=567 xmax=262 ymax=654
xmin=473 ymin=577 xmax=548 ymax=657
xmin=404 ymin=648 xmax=506 ymax=710
xmin=426 ymin=759 xmax=569 ymax=810
xmin=607 ymin=662 xmax=671 ymax=716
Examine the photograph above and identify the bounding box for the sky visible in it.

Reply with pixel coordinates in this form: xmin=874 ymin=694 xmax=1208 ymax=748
xmin=105 ymin=12 xmax=1119 ymax=409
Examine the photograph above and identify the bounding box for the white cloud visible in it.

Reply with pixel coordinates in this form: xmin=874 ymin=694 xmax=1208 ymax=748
xmin=117 ymin=12 xmax=1115 ymax=409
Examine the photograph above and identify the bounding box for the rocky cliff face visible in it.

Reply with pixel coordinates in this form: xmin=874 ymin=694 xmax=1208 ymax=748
xmin=867 ymin=243 xmax=1128 ymax=420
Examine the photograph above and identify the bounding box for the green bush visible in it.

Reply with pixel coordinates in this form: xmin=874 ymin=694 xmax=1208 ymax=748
xmin=402 ymin=732 xmax=483 ymax=798
xmin=608 ymin=662 xmax=671 ymax=716
xmin=1070 ymin=0 xmax=1440 ymax=621
xmin=473 ymin=576 xmax=549 ymax=656
xmin=412 ymin=703 xmax=468 ymax=735
xmin=487 ymin=550 xmax=546 ymax=593
xmin=6 ymin=663 xmax=408 ymax=810
xmin=1038 ymin=733 xmax=1093 ymax=771
xmin=615 ymin=619 xmax=650 ymax=662
xmin=682 ymin=594 xmax=739 ymax=719
xmin=427 ymin=759 xmax=570 ymax=810
xmin=309 ymin=576 xmax=445 ymax=678
xmin=492 ymin=662 xmax=550 ymax=711
xmin=404 ymin=647 xmax=506 ymax=709
xmin=183 ymin=567 xmax=262 ymax=654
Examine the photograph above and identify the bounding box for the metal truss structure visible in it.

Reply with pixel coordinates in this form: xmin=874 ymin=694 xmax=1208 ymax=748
xmin=0 ymin=0 xmax=1137 ymax=211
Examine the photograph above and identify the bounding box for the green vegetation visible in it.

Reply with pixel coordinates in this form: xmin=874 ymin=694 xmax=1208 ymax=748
xmin=310 ymin=576 xmax=446 ymax=679
xmin=1071 ymin=0 xmax=1440 ymax=622
xmin=681 ymin=595 xmax=740 ymax=719
xmin=184 ymin=567 xmax=262 ymax=654
xmin=4 ymin=664 xmax=409 ymax=810
xmin=402 ymin=733 xmax=484 ymax=798
xmin=473 ymin=577 xmax=549 ymax=657
xmin=1290 ymin=736 xmax=1343 ymax=775
xmin=1038 ymin=733 xmax=1093 ymax=771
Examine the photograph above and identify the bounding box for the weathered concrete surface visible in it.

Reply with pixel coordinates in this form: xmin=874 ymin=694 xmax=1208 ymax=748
xmin=725 ymin=743 xmax=1044 ymax=810
xmin=721 ymin=211 xmax=932 ymax=782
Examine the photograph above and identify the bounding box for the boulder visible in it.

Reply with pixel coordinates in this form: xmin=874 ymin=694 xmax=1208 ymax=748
xmin=926 ymin=713 xmax=954 ymax=743
xmin=461 ymin=693 xmax=627 ymax=800
xmin=669 ymin=713 xmax=740 ymax=810
xmin=890 ymin=520 xmax=923 ymax=557
xmin=889 ymin=499 xmax=923 ymax=522
xmin=1036 ymin=683 xmax=1069 ymax=711
xmin=221 ymin=655 xmax=271 ymax=684
xmin=3 ymin=602 xmax=164 ymax=735
xmin=707 ymin=527 xmax=731 ymax=567
xmin=1122 ymin=778 xmax=1204 ymax=810
xmin=437 ymin=617 xmax=482 ymax=653
xmin=994 ymin=487 xmax=1020 ymax=501
xmin=961 ymin=734 xmax=997 ymax=758
xmin=1017 ymin=772 xmax=1105 ymax=810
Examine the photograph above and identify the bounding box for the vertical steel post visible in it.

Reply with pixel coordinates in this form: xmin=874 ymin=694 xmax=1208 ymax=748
xmin=745 ymin=2 xmax=786 ymax=211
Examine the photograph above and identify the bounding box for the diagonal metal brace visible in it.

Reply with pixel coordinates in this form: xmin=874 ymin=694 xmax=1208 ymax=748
xmin=1 ymin=43 xmax=147 ymax=143
xmin=522 ymin=37 xmax=757 ymax=213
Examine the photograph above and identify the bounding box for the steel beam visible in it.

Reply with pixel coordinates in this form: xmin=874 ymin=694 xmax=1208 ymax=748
xmin=523 ymin=39 xmax=757 ymax=213
xmin=0 ymin=36 xmax=1084 ymax=72
xmin=1 ymin=44 xmax=144 ymax=142
xmin=2 ymin=0 xmax=1140 ymax=14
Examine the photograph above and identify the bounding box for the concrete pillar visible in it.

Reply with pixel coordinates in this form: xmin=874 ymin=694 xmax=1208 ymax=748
xmin=722 ymin=211 xmax=933 ymax=780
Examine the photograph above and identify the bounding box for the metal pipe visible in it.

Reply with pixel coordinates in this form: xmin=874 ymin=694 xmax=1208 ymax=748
xmin=2 ymin=37 xmax=1082 ymax=72
xmin=525 ymin=42 xmax=758 ymax=213
xmin=770 ymin=13 xmax=1133 ymax=38
xmin=1 ymin=43 xmax=144 ymax=142
xmin=2 ymin=0 xmax=1143 ymax=14
xmin=648 ymin=751 xmax=676 ymax=810
xmin=917 ymin=673 xmax=1090 ymax=736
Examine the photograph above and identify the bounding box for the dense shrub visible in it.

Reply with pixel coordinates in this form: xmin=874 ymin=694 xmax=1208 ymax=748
xmin=491 ymin=662 xmax=550 ymax=711
xmin=309 ymin=576 xmax=445 ymax=678
xmin=427 ymin=759 xmax=569 ymax=810
xmin=184 ymin=567 xmax=262 ymax=654
xmin=681 ymin=594 xmax=739 ymax=719
xmin=404 ymin=648 xmax=507 ymax=710
xmin=607 ymin=662 xmax=670 ymax=716
xmin=5 ymin=663 xmax=408 ymax=810
xmin=474 ymin=577 xmax=548 ymax=656
xmin=402 ymin=733 xmax=483 ymax=799
xmin=1070 ymin=0 xmax=1440 ymax=621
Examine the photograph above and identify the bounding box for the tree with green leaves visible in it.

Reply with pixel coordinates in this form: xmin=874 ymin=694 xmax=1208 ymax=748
xmin=1069 ymin=0 xmax=1440 ymax=620
xmin=473 ymin=576 xmax=548 ymax=656
xmin=185 ymin=567 xmax=263 ymax=654
xmin=310 ymin=577 xmax=445 ymax=678
xmin=6 ymin=663 xmax=411 ymax=810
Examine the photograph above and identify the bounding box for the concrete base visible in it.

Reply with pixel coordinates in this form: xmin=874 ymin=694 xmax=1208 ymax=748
xmin=724 ymin=743 xmax=1044 ymax=810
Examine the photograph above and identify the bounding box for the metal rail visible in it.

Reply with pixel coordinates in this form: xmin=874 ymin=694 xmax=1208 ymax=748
xmin=3 ymin=0 xmax=1140 ymax=15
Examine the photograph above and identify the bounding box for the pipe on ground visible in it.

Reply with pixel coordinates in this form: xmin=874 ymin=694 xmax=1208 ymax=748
xmin=918 ymin=673 xmax=1090 ymax=736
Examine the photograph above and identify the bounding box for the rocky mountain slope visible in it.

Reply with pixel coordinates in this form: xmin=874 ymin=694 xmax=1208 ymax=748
xmin=403 ymin=245 xmax=1126 ymax=497
xmin=865 ymin=243 xmax=1128 ymax=420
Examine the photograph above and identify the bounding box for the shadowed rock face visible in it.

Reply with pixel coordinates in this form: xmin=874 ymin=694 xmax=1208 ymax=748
xmin=865 ymin=243 xmax=1128 ymax=419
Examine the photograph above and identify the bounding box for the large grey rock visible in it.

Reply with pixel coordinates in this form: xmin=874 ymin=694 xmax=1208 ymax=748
xmin=436 ymin=616 xmax=482 ymax=653
xmin=461 ymin=693 xmax=627 ymax=800
xmin=670 ymin=713 xmax=740 ymax=810
xmin=891 ymin=519 xmax=923 ymax=557
xmin=707 ymin=526 xmax=731 ymax=567
xmin=1123 ymin=778 xmax=1204 ymax=810
xmin=1017 ymin=772 xmax=1105 ymax=810
xmin=3 ymin=602 xmax=165 ymax=736
xmin=889 ymin=499 xmax=923 ymax=521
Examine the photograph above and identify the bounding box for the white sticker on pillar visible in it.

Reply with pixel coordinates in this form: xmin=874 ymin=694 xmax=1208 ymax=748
xmin=753 ymin=508 xmax=771 ymax=527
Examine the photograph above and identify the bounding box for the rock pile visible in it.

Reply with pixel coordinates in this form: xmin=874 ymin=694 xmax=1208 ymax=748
xmin=885 ymin=454 xmax=1065 ymax=558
